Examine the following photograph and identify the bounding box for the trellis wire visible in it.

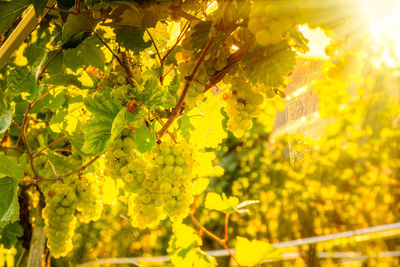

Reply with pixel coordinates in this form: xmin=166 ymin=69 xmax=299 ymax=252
xmin=80 ymin=222 xmax=400 ymax=266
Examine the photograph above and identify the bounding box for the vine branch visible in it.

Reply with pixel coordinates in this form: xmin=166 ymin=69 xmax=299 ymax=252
xmin=146 ymin=29 xmax=162 ymax=66
xmin=53 ymin=156 xmax=100 ymax=180
xmin=189 ymin=196 xmax=238 ymax=265
xmin=158 ymin=36 xmax=215 ymax=139
xmin=38 ymin=47 xmax=62 ymax=79
xmin=93 ymin=31 xmax=136 ymax=88
xmin=32 ymin=136 xmax=66 ymax=158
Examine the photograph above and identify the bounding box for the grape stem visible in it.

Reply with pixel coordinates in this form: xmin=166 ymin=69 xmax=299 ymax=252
xmin=37 ymin=47 xmax=62 ymax=79
xmin=189 ymin=195 xmax=239 ymax=265
xmin=160 ymin=21 xmax=190 ymax=65
xmin=158 ymin=36 xmax=216 ymax=139
xmin=32 ymin=136 xmax=66 ymax=158
xmin=0 ymin=146 xmax=24 ymax=153
xmin=169 ymin=5 xmax=202 ymax=22
xmin=52 ymin=155 xmax=100 ymax=180
xmin=45 ymin=6 xmax=81 ymax=15
xmin=93 ymin=32 xmax=135 ymax=88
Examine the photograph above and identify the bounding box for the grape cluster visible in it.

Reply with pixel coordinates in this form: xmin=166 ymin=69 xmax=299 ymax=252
xmin=42 ymin=182 xmax=78 ymax=258
xmin=127 ymin=141 xmax=195 ymax=228
xmin=248 ymin=1 xmax=297 ymax=46
xmin=104 ymin=129 xmax=136 ymax=179
xmin=74 ymin=173 xmax=103 ymax=223
xmin=42 ymin=172 xmax=104 ymax=258
xmin=224 ymin=76 xmax=263 ymax=137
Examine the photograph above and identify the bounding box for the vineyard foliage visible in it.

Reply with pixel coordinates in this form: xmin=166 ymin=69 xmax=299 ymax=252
xmin=0 ymin=0 xmax=399 ymax=266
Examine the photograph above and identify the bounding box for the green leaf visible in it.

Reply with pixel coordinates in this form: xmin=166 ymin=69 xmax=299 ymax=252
xmin=24 ymin=43 xmax=48 ymax=78
xmin=47 ymin=90 xmax=66 ymax=112
xmin=43 ymin=73 xmax=82 ymax=88
xmin=134 ymin=125 xmax=156 ymax=153
xmin=7 ymin=67 xmax=40 ymax=101
xmin=243 ymin=41 xmax=296 ymax=87
xmin=0 ymin=154 xmax=24 ymax=179
xmin=49 ymin=107 xmax=68 ymax=133
xmin=111 ymin=107 xmax=141 ymax=142
xmin=62 ymin=12 xmax=98 ymax=49
xmin=235 ymin=236 xmax=281 ymax=266
xmin=84 ymin=91 xmax=121 ymax=119
xmin=56 ymin=0 xmax=74 ymax=9
xmin=114 ymin=26 xmax=151 ymax=55
xmin=0 ymin=0 xmax=31 ymax=36
xmin=66 ymin=130 xmax=91 ymax=157
xmin=0 ymin=222 xmax=23 ymax=248
xmin=82 ymin=92 xmax=122 ymax=155
xmin=82 ymin=123 xmax=112 ymax=155
xmin=33 ymin=0 xmax=47 ymax=18
xmin=0 ymin=105 xmax=14 ymax=134
xmin=64 ymin=35 xmax=106 ymax=71
xmin=0 ymin=177 xmax=19 ymax=228
xmin=190 ymin=21 xmax=212 ymax=53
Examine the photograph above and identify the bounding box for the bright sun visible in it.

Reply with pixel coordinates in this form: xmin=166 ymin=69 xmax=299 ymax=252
xmin=361 ymin=0 xmax=400 ymax=67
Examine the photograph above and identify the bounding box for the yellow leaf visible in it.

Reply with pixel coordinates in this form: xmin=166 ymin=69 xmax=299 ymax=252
xmin=186 ymin=92 xmax=227 ymax=149
xmin=191 ymin=178 xmax=209 ymax=195
xmin=235 ymin=236 xmax=281 ymax=266
xmin=204 ymin=192 xmax=239 ymax=212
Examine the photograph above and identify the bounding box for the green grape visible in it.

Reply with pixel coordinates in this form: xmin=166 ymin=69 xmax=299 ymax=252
xmin=248 ymin=1 xmax=298 ymax=46
xmin=42 ymin=182 xmax=78 ymax=258
xmin=104 ymin=129 xmax=138 ymax=180
xmin=75 ymin=173 xmax=103 ymax=223
xmin=224 ymin=76 xmax=263 ymax=137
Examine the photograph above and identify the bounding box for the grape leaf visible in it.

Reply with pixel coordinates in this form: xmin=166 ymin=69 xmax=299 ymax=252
xmin=190 ymin=178 xmax=209 ymax=195
xmin=0 ymin=105 xmax=14 ymax=134
xmin=0 ymin=154 xmax=24 ymax=179
xmin=204 ymin=192 xmax=239 ymax=212
xmin=0 ymin=177 xmax=19 ymax=228
xmin=134 ymin=125 xmax=156 ymax=153
xmin=64 ymin=36 xmax=106 ymax=71
xmin=243 ymin=41 xmax=296 ymax=87
xmin=24 ymin=43 xmax=49 ymax=78
xmin=33 ymin=0 xmax=47 ymax=18
xmin=81 ymin=122 xmax=113 ymax=155
xmin=62 ymin=12 xmax=98 ymax=49
xmin=56 ymin=0 xmax=74 ymax=9
xmin=49 ymin=107 xmax=69 ymax=133
xmin=7 ymin=67 xmax=40 ymax=101
xmin=190 ymin=21 xmax=212 ymax=53
xmin=43 ymin=73 xmax=82 ymax=88
xmin=82 ymin=92 xmax=122 ymax=154
xmin=0 ymin=222 xmax=23 ymax=248
xmin=183 ymin=93 xmax=227 ymax=149
xmin=0 ymin=0 xmax=31 ymax=36
xmin=114 ymin=26 xmax=151 ymax=55
xmin=84 ymin=92 xmax=121 ymax=119
xmin=235 ymin=236 xmax=281 ymax=266
xmin=110 ymin=107 xmax=141 ymax=142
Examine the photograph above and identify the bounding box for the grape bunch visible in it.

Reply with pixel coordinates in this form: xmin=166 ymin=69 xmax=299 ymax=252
xmin=104 ymin=129 xmax=136 ymax=179
xmin=74 ymin=173 xmax=103 ymax=223
xmin=127 ymin=141 xmax=196 ymax=228
xmin=42 ymin=182 xmax=78 ymax=258
xmin=42 ymin=172 xmax=104 ymax=257
xmin=248 ymin=1 xmax=298 ymax=46
xmin=154 ymin=141 xmax=195 ymax=221
xmin=224 ymin=76 xmax=264 ymax=137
